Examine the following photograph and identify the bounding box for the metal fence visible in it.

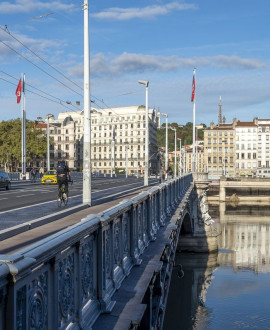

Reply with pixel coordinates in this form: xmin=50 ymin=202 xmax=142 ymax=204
xmin=0 ymin=174 xmax=192 ymax=330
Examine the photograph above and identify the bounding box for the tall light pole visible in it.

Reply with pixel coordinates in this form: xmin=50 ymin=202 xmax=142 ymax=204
xmin=169 ymin=127 xmax=177 ymax=178
xmin=83 ymin=0 xmax=91 ymax=206
xmin=46 ymin=114 xmax=54 ymax=171
xmin=111 ymin=126 xmax=115 ymax=177
xmin=222 ymin=139 xmax=226 ymax=176
xmin=178 ymin=138 xmax=182 ymax=177
xmin=191 ymin=68 xmax=196 ymax=173
xmin=125 ymin=143 xmax=129 ymax=179
xmin=138 ymin=80 xmax=149 ymax=186
xmin=161 ymin=113 xmax=168 ymax=179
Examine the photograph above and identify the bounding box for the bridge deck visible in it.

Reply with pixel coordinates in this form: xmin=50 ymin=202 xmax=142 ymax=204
xmin=92 ymin=206 xmax=180 ymax=330
xmin=0 ymin=186 xmax=149 ymax=255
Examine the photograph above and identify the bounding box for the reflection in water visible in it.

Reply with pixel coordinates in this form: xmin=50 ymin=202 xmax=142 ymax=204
xmin=163 ymin=204 xmax=270 ymax=329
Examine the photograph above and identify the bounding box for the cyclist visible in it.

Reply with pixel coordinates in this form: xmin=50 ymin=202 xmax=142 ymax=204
xmin=56 ymin=160 xmax=71 ymax=201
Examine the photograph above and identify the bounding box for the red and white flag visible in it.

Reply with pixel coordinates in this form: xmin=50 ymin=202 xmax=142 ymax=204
xmin=191 ymin=70 xmax=195 ymax=102
xmin=16 ymin=79 xmax=22 ymax=104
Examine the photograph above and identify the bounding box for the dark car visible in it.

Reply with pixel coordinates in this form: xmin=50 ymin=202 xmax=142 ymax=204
xmin=0 ymin=171 xmax=11 ymax=190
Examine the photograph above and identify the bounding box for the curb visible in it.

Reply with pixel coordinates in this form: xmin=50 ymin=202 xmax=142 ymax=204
xmin=0 ymin=203 xmax=88 ymax=241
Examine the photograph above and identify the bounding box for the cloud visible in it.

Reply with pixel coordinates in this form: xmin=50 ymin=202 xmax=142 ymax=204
xmin=92 ymin=2 xmax=197 ymax=21
xmin=0 ymin=0 xmax=76 ymax=14
xmin=0 ymin=29 xmax=66 ymax=60
xmin=68 ymin=53 xmax=267 ymax=78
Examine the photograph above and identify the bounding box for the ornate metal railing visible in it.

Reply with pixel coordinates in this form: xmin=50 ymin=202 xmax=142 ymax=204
xmin=0 ymin=174 xmax=192 ymax=330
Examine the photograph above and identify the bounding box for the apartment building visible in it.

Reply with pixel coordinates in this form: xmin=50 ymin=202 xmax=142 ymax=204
xmin=204 ymin=121 xmax=236 ymax=176
xmin=183 ymin=144 xmax=204 ymax=173
xmin=37 ymin=106 xmax=159 ymax=174
xmin=235 ymin=121 xmax=257 ymax=176
xmin=254 ymin=118 xmax=270 ymax=169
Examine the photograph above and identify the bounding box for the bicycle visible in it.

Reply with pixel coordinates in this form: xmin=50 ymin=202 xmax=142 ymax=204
xmin=57 ymin=182 xmax=68 ymax=207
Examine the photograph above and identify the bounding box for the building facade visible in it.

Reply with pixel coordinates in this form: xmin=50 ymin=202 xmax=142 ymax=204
xmin=204 ymin=121 xmax=236 ymax=177
xmin=37 ymin=106 xmax=159 ymax=175
xmin=235 ymin=121 xmax=257 ymax=176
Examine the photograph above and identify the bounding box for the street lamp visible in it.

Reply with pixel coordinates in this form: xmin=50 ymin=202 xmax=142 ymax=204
xmin=161 ymin=113 xmax=168 ymax=179
xmin=178 ymin=138 xmax=182 ymax=177
xmin=125 ymin=142 xmax=129 ymax=179
xmin=169 ymin=127 xmax=177 ymax=178
xmin=138 ymin=80 xmax=149 ymax=186
xmin=222 ymin=139 xmax=226 ymax=176
xmin=83 ymin=0 xmax=91 ymax=206
xmin=46 ymin=114 xmax=54 ymax=171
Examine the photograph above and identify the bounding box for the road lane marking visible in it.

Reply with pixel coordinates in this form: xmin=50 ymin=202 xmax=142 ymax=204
xmin=16 ymin=194 xmax=35 ymax=197
xmin=0 ymin=182 xmax=146 ymax=214
xmin=0 ymin=198 xmax=8 ymax=200
xmin=0 ymin=194 xmax=82 ymax=214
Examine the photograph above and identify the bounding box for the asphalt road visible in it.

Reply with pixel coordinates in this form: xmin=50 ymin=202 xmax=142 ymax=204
xmin=0 ymin=177 xmax=160 ymax=231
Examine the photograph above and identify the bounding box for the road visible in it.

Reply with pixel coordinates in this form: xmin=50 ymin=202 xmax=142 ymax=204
xmin=0 ymin=177 xmax=160 ymax=231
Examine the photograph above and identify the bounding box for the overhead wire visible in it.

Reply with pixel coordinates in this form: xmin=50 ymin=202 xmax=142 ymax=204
xmin=0 ymin=74 xmax=78 ymax=112
xmin=0 ymin=25 xmax=126 ymax=116
xmin=0 ymin=25 xmax=83 ymax=92
xmin=0 ymin=39 xmax=83 ymax=98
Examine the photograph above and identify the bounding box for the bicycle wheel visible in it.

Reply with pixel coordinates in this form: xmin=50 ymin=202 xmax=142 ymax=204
xmin=57 ymin=191 xmax=63 ymax=207
xmin=63 ymin=193 xmax=68 ymax=206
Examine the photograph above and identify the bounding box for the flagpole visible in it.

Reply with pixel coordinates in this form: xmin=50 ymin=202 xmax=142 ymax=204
xmin=192 ymin=68 xmax=196 ymax=173
xmin=196 ymin=127 xmax=198 ymax=173
xmin=21 ymin=73 xmax=26 ymax=180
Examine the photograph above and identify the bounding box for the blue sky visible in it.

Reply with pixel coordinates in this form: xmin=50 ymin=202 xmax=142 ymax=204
xmin=0 ymin=0 xmax=269 ymax=126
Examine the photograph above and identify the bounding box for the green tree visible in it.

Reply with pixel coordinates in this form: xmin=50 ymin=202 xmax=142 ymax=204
xmin=0 ymin=119 xmax=47 ymax=171
xmin=157 ymin=121 xmax=206 ymax=151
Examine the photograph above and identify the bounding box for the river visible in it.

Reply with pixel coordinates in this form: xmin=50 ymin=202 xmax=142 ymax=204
xmin=163 ymin=202 xmax=270 ymax=329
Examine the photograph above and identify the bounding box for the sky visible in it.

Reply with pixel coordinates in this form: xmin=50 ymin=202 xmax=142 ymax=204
xmin=0 ymin=0 xmax=270 ymax=127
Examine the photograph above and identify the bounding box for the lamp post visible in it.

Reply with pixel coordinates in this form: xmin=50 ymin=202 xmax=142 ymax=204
xmin=169 ymin=127 xmax=177 ymax=178
xmin=222 ymin=139 xmax=227 ymax=176
xmin=83 ymin=0 xmax=91 ymax=206
xmin=178 ymin=138 xmax=182 ymax=177
xmin=138 ymin=80 xmax=149 ymax=186
xmin=161 ymin=113 xmax=168 ymax=179
xmin=46 ymin=114 xmax=54 ymax=171
xmin=125 ymin=143 xmax=129 ymax=179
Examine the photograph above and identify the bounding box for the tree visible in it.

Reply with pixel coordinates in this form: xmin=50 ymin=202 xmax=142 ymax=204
xmin=157 ymin=121 xmax=206 ymax=151
xmin=0 ymin=119 xmax=47 ymax=171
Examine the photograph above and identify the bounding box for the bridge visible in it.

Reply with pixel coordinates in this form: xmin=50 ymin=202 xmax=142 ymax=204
xmin=219 ymin=177 xmax=270 ymax=202
xmin=0 ymin=173 xmax=219 ymax=329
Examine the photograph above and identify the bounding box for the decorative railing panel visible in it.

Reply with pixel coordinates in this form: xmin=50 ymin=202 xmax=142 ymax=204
xmin=0 ymin=174 xmax=192 ymax=330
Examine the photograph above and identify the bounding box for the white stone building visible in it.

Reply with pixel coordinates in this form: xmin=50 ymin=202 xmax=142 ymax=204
xmin=255 ymin=118 xmax=270 ymax=169
xmin=235 ymin=121 xmax=258 ymax=176
xmin=37 ymin=106 xmax=160 ymax=175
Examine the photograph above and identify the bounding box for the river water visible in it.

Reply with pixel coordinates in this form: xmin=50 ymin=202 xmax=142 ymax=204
xmin=163 ymin=203 xmax=270 ymax=329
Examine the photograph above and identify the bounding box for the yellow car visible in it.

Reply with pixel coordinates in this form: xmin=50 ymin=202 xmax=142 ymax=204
xmin=41 ymin=170 xmax=57 ymax=184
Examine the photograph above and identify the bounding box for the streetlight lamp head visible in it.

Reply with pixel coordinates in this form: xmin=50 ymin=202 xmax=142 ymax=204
xmin=46 ymin=114 xmax=54 ymax=120
xmin=138 ymin=80 xmax=149 ymax=87
xmin=161 ymin=113 xmax=168 ymax=117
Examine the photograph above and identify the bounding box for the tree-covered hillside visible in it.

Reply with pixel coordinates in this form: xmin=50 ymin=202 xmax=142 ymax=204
xmin=157 ymin=122 xmax=206 ymax=151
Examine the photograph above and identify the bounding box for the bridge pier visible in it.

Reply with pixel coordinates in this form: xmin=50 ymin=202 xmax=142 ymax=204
xmin=178 ymin=173 xmax=221 ymax=253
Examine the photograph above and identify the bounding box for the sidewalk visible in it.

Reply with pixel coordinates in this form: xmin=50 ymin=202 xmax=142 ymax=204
xmin=0 ymin=186 xmax=149 ymax=255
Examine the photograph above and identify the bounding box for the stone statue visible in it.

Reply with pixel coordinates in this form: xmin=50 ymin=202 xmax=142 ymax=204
xmin=199 ymin=190 xmax=214 ymax=226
